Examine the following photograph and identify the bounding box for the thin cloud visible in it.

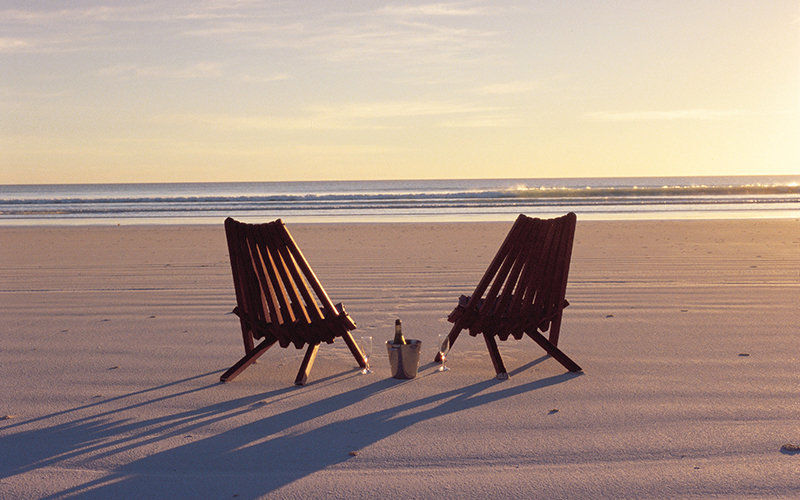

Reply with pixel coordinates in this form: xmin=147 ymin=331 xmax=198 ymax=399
xmin=0 ymin=37 xmax=27 ymax=52
xmin=586 ymin=109 xmax=747 ymax=122
xmin=179 ymin=3 xmax=500 ymax=67
xmin=97 ymin=62 xmax=225 ymax=79
xmin=0 ymin=3 xmax=259 ymax=53
xmin=308 ymin=100 xmax=505 ymax=120
xmin=0 ymin=4 xmax=164 ymax=26
xmin=3 ymin=2 xmax=502 ymax=69
xmin=439 ymin=114 xmax=523 ymax=128
xmin=475 ymin=81 xmax=537 ymax=95
xmin=0 ymin=5 xmax=158 ymax=53
xmin=155 ymin=113 xmax=313 ymax=131
xmin=1 ymin=4 xmax=199 ymax=24
xmin=379 ymin=3 xmax=488 ymax=17
xmin=158 ymin=99 xmax=512 ymax=132
xmin=239 ymin=73 xmax=290 ymax=83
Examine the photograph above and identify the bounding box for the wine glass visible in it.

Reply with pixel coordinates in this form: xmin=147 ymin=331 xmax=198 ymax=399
xmin=360 ymin=335 xmax=373 ymax=374
xmin=437 ymin=333 xmax=450 ymax=372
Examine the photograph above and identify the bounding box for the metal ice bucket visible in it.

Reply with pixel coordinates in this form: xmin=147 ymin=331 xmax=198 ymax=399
xmin=385 ymin=339 xmax=422 ymax=379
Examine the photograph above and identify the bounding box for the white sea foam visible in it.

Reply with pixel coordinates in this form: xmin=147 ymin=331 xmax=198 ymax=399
xmin=0 ymin=176 xmax=798 ymax=224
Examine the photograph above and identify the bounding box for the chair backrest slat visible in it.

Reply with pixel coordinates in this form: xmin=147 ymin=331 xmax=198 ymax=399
xmin=547 ymin=212 xmax=576 ymax=337
xmin=468 ymin=213 xmax=576 ymax=337
xmin=225 ymin=217 xmax=348 ymax=349
xmin=276 ymin=222 xmax=341 ymax=321
xmin=268 ymin=222 xmax=326 ymax=345
xmin=238 ymin=222 xmax=296 ymax=347
xmin=462 ymin=215 xmax=526 ymax=313
xmin=480 ymin=237 xmax=521 ymax=319
xmin=492 ymin=219 xmax=535 ymax=318
xmin=246 ymin=225 xmax=289 ymax=327
xmin=506 ymin=217 xmax=546 ymax=318
xmin=269 ymin=222 xmax=326 ymax=325
xmin=226 ymin=220 xmax=261 ymax=350
xmin=261 ymin=223 xmax=310 ymax=326
xmin=523 ymin=218 xmax=559 ymax=321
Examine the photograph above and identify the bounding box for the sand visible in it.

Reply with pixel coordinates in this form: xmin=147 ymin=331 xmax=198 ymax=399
xmin=1 ymin=218 xmax=799 ymax=499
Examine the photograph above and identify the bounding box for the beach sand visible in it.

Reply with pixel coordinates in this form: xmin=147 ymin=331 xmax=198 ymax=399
xmin=1 ymin=218 xmax=799 ymax=499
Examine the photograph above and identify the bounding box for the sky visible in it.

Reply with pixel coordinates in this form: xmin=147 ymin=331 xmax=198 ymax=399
xmin=1 ymin=1 xmax=798 ymax=184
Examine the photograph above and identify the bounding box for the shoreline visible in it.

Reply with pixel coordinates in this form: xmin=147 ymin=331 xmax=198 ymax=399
xmin=0 ymin=208 xmax=799 ymax=227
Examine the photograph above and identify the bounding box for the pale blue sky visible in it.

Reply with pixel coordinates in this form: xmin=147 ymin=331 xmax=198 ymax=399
xmin=1 ymin=1 xmax=798 ymax=184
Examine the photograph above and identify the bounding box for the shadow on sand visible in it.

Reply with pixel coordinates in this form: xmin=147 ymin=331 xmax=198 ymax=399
xmin=0 ymin=359 xmax=580 ymax=499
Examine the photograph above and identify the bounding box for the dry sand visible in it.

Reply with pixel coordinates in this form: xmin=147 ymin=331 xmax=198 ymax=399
xmin=1 ymin=218 xmax=799 ymax=499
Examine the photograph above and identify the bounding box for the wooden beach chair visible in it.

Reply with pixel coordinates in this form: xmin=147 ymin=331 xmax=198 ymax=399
xmin=439 ymin=213 xmax=582 ymax=379
xmin=221 ymin=217 xmax=365 ymax=385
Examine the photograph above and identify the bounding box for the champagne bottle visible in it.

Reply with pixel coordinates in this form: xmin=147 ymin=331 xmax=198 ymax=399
xmin=392 ymin=319 xmax=406 ymax=345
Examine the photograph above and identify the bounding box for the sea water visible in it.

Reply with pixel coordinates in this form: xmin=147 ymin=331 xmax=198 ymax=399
xmin=0 ymin=176 xmax=798 ymax=225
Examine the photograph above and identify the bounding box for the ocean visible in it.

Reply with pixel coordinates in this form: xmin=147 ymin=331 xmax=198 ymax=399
xmin=0 ymin=176 xmax=798 ymax=225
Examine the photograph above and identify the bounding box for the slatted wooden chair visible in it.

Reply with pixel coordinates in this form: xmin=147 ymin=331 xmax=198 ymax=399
xmin=439 ymin=213 xmax=582 ymax=379
xmin=221 ymin=217 xmax=365 ymax=386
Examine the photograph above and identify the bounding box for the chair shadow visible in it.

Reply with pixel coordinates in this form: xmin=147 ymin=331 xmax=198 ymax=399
xmin=0 ymin=370 xmax=226 ymax=432
xmin=1 ymin=366 xmax=580 ymax=500
xmin=508 ymin=355 xmax=554 ymax=377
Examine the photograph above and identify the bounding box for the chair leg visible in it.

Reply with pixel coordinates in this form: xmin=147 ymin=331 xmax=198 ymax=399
xmin=341 ymin=330 xmax=367 ymax=368
xmin=220 ymin=338 xmax=276 ymax=382
xmin=483 ymin=332 xmax=508 ymax=380
xmin=548 ymin=311 xmax=563 ymax=346
xmin=295 ymin=343 xmax=320 ymax=386
xmin=526 ymin=329 xmax=582 ymax=372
